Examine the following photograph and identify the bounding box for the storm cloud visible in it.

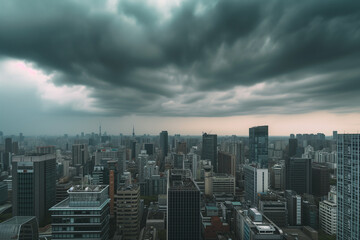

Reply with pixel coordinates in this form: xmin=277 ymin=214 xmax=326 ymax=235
xmin=1 ymin=0 xmax=360 ymax=117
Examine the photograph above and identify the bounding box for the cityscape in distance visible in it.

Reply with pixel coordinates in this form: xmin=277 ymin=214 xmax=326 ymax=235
xmin=1 ymin=0 xmax=360 ymax=240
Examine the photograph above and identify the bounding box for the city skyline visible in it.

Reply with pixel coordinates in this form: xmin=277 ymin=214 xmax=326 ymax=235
xmin=1 ymin=0 xmax=360 ymax=135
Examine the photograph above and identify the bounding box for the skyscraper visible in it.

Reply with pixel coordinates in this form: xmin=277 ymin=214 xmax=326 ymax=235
xmin=12 ymin=154 xmax=56 ymax=227
xmin=244 ymin=165 xmax=268 ymax=205
xmin=159 ymin=131 xmax=168 ymax=171
xmin=72 ymin=144 xmax=89 ymax=166
xmin=249 ymin=126 xmax=268 ymax=168
xmin=286 ymin=158 xmax=312 ymax=195
xmin=202 ymin=133 xmax=218 ymax=172
xmin=288 ymin=138 xmax=298 ymax=158
xmin=5 ymin=137 xmax=12 ymax=153
xmin=167 ymin=170 xmax=200 ymax=240
xmin=337 ymin=134 xmax=360 ymax=239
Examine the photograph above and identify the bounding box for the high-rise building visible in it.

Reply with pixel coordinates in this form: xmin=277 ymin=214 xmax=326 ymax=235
xmin=72 ymin=144 xmax=89 ymax=166
xmin=5 ymin=137 xmax=12 ymax=153
xmin=312 ymin=163 xmax=330 ymax=197
xmin=288 ymin=138 xmax=298 ymax=158
xmin=337 ymin=134 xmax=360 ymax=240
xmin=285 ymin=190 xmax=302 ymax=226
xmin=12 ymin=154 xmax=56 ymax=227
xmin=286 ymin=158 xmax=312 ymax=195
xmin=259 ymin=199 xmax=288 ymax=227
xmin=244 ymin=165 xmax=268 ymax=205
xmin=12 ymin=142 xmax=19 ymax=155
xmin=159 ymin=131 xmax=168 ymax=171
xmin=270 ymin=164 xmax=285 ymax=190
xmin=36 ymin=146 xmax=56 ymax=154
xmin=212 ymin=173 xmax=236 ymax=195
xmin=249 ymin=126 xmax=268 ymax=168
xmin=202 ymin=133 xmax=218 ymax=172
xmin=144 ymin=143 xmax=154 ymax=156
xmin=319 ymin=188 xmax=337 ymax=235
xmin=50 ymin=185 xmax=110 ymax=240
xmin=138 ymin=150 xmax=149 ymax=182
xmin=167 ymin=170 xmax=201 ymax=240
xmin=217 ymin=151 xmax=235 ymax=177
xmin=115 ymin=184 xmax=140 ymax=240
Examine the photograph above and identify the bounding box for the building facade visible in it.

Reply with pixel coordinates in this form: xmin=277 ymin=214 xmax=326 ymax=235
xmin=12 ymin=154 xmax=56 ymax=227
xmin=286 ymin=158 xmax=312 ymax=195
xmin=249 ymin=126 xmax=268 ymax=168
xmin=50 ymin=185 xmax=110 ymax=240
xmin=202 ymin=133 xmax=218 ymax=172
xmin=337 ymin=134 xmax=360 ymax=240
xmin=244 ymin=165 xmax=268 ymax=205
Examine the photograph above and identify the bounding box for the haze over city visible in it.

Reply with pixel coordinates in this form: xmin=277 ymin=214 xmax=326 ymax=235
xmin=1 ymin=0 xmax=360 ymax=135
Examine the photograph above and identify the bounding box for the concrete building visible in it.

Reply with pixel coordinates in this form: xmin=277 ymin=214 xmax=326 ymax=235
xmin=337 ymin=134 xmax=360 ymax=240
xmin=12 ymin=154 xmax=56 ymax=227
xmin=202 ymin=133 xmax=218 ymax=172
xmin=94 ymin=148 xmax=126 ymax=175
xmin=249 ymin=126 xmax=268 ymax=168
xmin=167 ymin=169 xmax=201 ymax=240
xmin=72 ymin=144 xmax=89 ymax=166
xmin=259 ymin=200 xmax=288 ymax=227
xmin=0 ymin=216 xmax=39 ymax=240
xmin=212 ymin=173 xmax=236 ymax=196
xmin=244 ymin=165 xmax=268 ymax=205
xmin=312 ymin=163 xmax=330 ymax=197
xmin=319 ymin=189 xmax=337 ymax=235
xmin=50 ymin=185 xmax=110 ymax=240
xmin=115 ymin=184 xmax=140 ymax=240
xmin=236 ymin=208 xmax=283 ymax=240
xmin=36 ymin=145 xmax=56 ymax=154
xmin=138 ymin=150 xmax=149 ymax=182
xmin=159 ymin=131 xmax=168 ymax=171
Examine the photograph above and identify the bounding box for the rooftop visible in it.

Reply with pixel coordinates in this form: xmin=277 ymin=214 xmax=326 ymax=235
xmin=68 ymin=185 xmax=107 ymax=193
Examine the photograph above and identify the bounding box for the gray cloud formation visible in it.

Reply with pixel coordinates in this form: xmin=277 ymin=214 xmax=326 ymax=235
xmin=1 ymin=0 xmax=360 ymax=117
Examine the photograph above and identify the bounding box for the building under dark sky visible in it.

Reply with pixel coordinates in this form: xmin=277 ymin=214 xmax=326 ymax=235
xmin=286 ymin=158 xmax=312 ymax=195
xmin=202 ymin=133 xmax=218 ymax=172
xmin=249 ymin=126 xmax=268 ymax=168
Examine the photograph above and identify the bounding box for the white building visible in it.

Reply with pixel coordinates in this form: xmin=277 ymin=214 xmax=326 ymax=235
xmin=244 ymin=165 xmax=268 ymax=205
xmin=319 ymin=189 xmax=337 ymax=235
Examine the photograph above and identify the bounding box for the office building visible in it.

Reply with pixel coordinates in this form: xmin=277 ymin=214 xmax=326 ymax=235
xmin=12 ymin=154 xmax=56 ymax=227
xmin=202 ymin=133 xmax=218 ymax=172
xmin=144 ymin=143 xmax=154 ymax=156
xmin=144 ymin=160 xmax=159 ymax=179
xmin=50 ymin=185 xmax=110 ymax=240
xmin=95 ymin=147 xmax=126 ymax=175
xmin=167 ymin=170 xmax=201 ymax=240
xmin=0 ymin=181 xmax=7 ymax=204
xmin=173 ymin=153 xmax=184 ymax=169
xmin=270 ymin=164 xmax=285 ymax=190
xmin=249 ymin=126 xmax=268 ymax=168
xmin=138 ymin=150 xmax=149 ymax=182
xmin=72 ymin=144 xmax=89 ymax=166
xmin=288 ymin=138 xmax=298 ymax=158
xmin=286 ymin=158 xmax=312 ymax=195
xmin=217 ymin=151 xmax=235 ymax=177
xmin=337 ymin=134 xmax=360 ymax=240
xmin=244 ymin=165 xmax=268 ymax=205
xmin=319 ymin=189 xmax=337 ymax=235
xmin=285 ymin=190 xmax=302 ymax=226
xmin=140 ymin=175 xmax=167 ymax=196
xmin=312 ymin=163 xmax=330 ymax=197
xmin=115 ymin=184 xmax=140 ymax=240
xmin=5 ymin=137 xmax=12 ymax=153
xmin=0 ymin=216 xmax=39 ymax=240
xmin=212 ymin=173 xmax=236 ymax=195
xmin=159 ymin=131 xmax=168 ymax=171
xmin=302 ymin=199 xmax=319 ymax=230
xmin=236 ymin=208 xmax=283 ymax=240
xmin=56 ymin=179 xmax=72 ymax=203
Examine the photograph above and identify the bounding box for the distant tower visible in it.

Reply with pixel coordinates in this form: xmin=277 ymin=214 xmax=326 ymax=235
xmin=132 ymin=125 xmax=135 ymax=138
xmin=249 ymin=126 xmax=268 ymax=168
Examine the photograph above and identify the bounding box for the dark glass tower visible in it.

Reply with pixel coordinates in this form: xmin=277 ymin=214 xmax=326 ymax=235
xmin=12 ymin=154 xmax=56 ymax=227
xmin=167 ymin=170 xmax=200 ymax=240
xmin=159 ymin=131 xmax=168 ymax=171
xmin=285 ymin=158 xmax=312 ymax=195
xmin=202 ymin=133 xmax=218 ymax=172
xmin=249 ymin=126 xmax=268 ymax=168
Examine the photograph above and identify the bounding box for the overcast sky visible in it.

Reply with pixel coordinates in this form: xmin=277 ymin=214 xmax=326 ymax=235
xmin=1 ymin=0 xmax=360 ymax=136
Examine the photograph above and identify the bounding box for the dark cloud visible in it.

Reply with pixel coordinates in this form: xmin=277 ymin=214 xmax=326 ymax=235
xmin=1 ymin=0 xmax=360 ymax=117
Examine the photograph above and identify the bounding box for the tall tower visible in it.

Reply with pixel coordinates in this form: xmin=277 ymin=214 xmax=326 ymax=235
xmin=202 ymin=133 xmax=218 ymax=172
xmin=159 ymin=131 xmax=168 ymax=171
xmin=285 ymin=158 xmax=312 ymax=195
xmin=337 ymin=134 xmax=360 ymax=239
xmin=167 ymin=170 xmax=200 ymax=240
xmin=12 ymin=154 xmax=56 ymax=227
xmin=249 ymin=126 xmax=268 ymax=168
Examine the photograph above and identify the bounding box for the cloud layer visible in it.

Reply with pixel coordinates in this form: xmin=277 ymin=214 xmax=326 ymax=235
xmin=1 ymin=0 xmax=360 ymax=117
